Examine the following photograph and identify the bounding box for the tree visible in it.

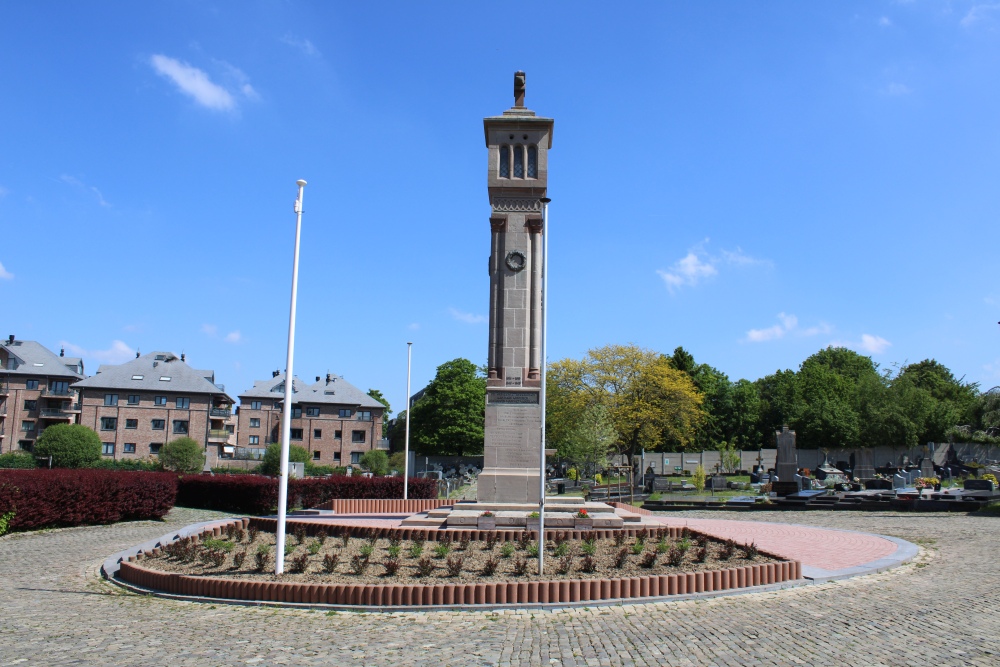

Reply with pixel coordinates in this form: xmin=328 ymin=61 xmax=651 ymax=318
xmin=367 ymin=388 xmax=392 ymax=432
xmin=259 ymin=442 xmax=309 ymax=476
xmin=387 ymin=451 xmax=407 ymax=474
xmin=159 ymin=437 xmax=206 ymax=474
xmin=409 ymin=358 xmax=486 ymax=456
xmin=724 ymin=379 xmax=762 ymax=449
xmin=754 ymin=369 xmax=799 ymax=438
xmin=547 ymin=402 xmax=615 ymax=476
xmin=33 ymin=423 xmax=101 ymax=468
xmin=360 ymin=449 xmax=389 ymax=476
xmin=895 ymin=359 xmax=979 ymax=443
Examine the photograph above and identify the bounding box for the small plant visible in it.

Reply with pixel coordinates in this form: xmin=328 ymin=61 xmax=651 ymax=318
xmin=232 ymin=550 xmax=246 ymax=569
xmin=484 ymin=533 xmax=500 ymax=551
xmin=512 ymin=556 xmax=529 ymax=576
xmin=289 ymin=552 xmax=309 ymax=573
xmin=614 ymin=532 xmax=627 ymax=547
xmin=500 ymin=542 xmax=515 ymax=558
xmin=681 ymin=527 xmax=691 ymax=539
xmin=408 ymin=543 xmax=424 ymax=559
xmin=656 ymin=538 xmax=670 ymax=554
xmin=284 ymin=542 xmax=295 ymax=556
xmin=576 ymin=509 xmax=589 ymax=519
xmin=719 ymin=539 xmax=736 ymax=561
xmin=636 ymin=528 xmax=649 ymax=544
xmin=480 ymin=510 xmax=495 ymax=517
xmin=742 ymin=542 xmax=759 ymax=560
xmin=667 ymin=546 xmax=684 ymax=567
xmin=630 ymin=541 xmax=645 ymax=556
xmin=322 ymin=553 xmax=339 ymax=573
xmin=341 ymin=533 xmax=351 ymax=548
xmin=359 ymin=543 xmax=375 ymax=558
xmin=526 ymin=543 xmax=539 ymax=557
xmin=639 ymin=551 xmax=658 ymax=569
xmin=613 ymin=547 xmax=630 ymax=569
xmin=553 ymin=541 xmax=570 ymax=557
xmin=677 ymin=537 xmax=691 ymax=554
xmin=528 ymin=511 xmax=540 ymax=518
xmin=458 ymin=538 xmax=471 ymax=551
xmin=235 ymin=528 xmax=246 ymax=543
xmin=517 ymin=531 xmax=532 ymax=551
xmin=364 ymin=529 xmax=379 ymax=545
xmin=383 ymin=557 xmax=401 ymax=576
xmin=412 ymin=536 xmax=425 ymax=549
xmin=387 ymin=544 xmax=402 ymax=558
xmin=225 ymin=524 xmax=237 ymax=540
xmin=695 ymin=534 xmax=708 ymax=548
xmin=580 ymin=541 xmax=597 ymax=556
xmin=582 ymin=531 xmax=598 ymax=546
xmin=307 ymin=540 xmax=322 ymax=555
xmin=248 ymin=526 xmax=259 ymax=542
xmin=446 ymin=555 xmax=464 ymax=577
xmin=388 ymin=536 xmax=401 ymax=549
xmin=316 ymin=530 xmax=328 ymax=546
xmin=202 ymin=538 xmax=235 ymax=552
xmin=208 ymin=550 xmax=227 ymax=568
xmin=556 ymin=555 xmax=573 ymax=575
xmin=433 ymin=542 xmax=451 ymax=558
xmin=255 ymin=549 xmax=271 ymax=572
xmin=416 ymin=556 xmax=434 ymax=577
xmin=481 ymin=554 xmax=500 ymax=576
xmin=351 ymin=554 xmax=370 ymax=575
xmin=693 ymin=546 xmax=708 ymax=563
xmin=580 ymin=555 xmax=597 ymax=573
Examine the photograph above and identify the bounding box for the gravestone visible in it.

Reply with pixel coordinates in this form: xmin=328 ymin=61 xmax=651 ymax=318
xmin=772 ymin=425 xmax=800 ymax=497
xmin=920 ymin=457 xmax=935 ymax=478
xmin=853 ymin=449 xmax=877 ymax=481
xmin=710 ymin=474 xmax=727 ymax=490
xmin=965 ymin=479 xmax=995 ymax=492
xmin=478 ymin=72 xmax=555 ymax=504
xmin=892 ymin=474 xmax=906 ymax=489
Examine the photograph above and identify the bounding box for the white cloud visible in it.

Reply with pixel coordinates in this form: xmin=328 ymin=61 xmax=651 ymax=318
xmin=201 ymin=323 xmax=218 ymax=336
xmin=801 ymin=322 xmax=834 ymax=337
xmin=407 ymin=323 xmax=421 ymax=331
xmin=224 ymin=330 xmax=242 ymax=343
xmin=961 ymin=3 xmax=1000 ymax=27
xmin=449 ymin=307 xmax=487 ymax=324
xmin=885 ymin=82 xmax=912 ymax=96
xmin=879 ymin=16 xmax=892 ymax=27
xmin=658 ymin=242 xmax=770 ymax=293
xmin=60 ymin=174 xmax=111 ymax=207
xmin=61 ymin=340 xmax=135 ymax=365
xmin=0 ymin=262 xmax=12 ymax=280
xmin=214 ymin=60 xmax=259 ymax=101
xmin=745 ymin=313 xmax=833 ymax=343
xmin=281 ymin=34 xmax=320 ymax=57
xmin=829 ymin=334 xmax=893 ymax=355
xmin=149 ymin=54 xmax=235 ymax=111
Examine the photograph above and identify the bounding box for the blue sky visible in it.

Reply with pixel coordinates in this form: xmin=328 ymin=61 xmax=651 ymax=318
xmin=2 ymin=1 xmax=999 ymax=415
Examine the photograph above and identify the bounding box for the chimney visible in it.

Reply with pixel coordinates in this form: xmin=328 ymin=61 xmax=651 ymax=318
xmin=326 ymin=373 xmax=332 ymax=385
xmin=315 ymin=376 xmax=321 ymax=382
xmin=272 ymin=370 xmax=279 ymax=378
xmin=60 ymin=347 xmax=65 ymax=357
xmin=136 ymin=349 xmax=140 ymax=358
xmin=181 ymin=352 xmax=186 ymax=362
xmin=7 ymin=335 xmax=13 ymax=345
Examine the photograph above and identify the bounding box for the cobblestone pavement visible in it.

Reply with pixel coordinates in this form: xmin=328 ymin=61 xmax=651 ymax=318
xmin=1 ymin=508 xmax=997 ymax=666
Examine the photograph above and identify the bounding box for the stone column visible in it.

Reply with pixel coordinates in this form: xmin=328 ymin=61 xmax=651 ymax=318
xmin=527 ymin=217 xmax=542 ymax=380
xmin=488 ymin=216 xmax=506 ymax=380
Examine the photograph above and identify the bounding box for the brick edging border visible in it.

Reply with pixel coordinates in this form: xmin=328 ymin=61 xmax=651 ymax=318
xmin=115 ymin=519 xmax=801 ymax=607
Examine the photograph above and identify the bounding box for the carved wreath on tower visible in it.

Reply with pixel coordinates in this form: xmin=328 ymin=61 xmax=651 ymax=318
xmin=505 ymin=250 xmax=526 ymax=272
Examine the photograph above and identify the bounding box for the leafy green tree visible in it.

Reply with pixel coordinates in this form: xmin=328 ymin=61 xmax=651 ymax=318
xmin=159 ymin=437 xmax=207 ymax=474
xmin=894 ymin=359 xmax=979 ymax=443
xmin=725 ymin=379 xmax=762 ymax=449
xmin=548 ymin=403 xmax=615 ymax=475
xmin=259 ymin=442 xmax=309 ymax=476
xmin=367 ymin=388 xmax=392 ymax=432
xmin=755 ymin=369 xmax=799 ymax=438
xmin=409 ymin=358 xmax=486 ymax=456
xmin=33 ymin=423 xmax=101 ymax=468
xmin=360 ymin=449 xmax=389 ymax=476
xmin=387 ymin=451 xmax=407 ymax=474
xmin=0 ymin=451 xmax=37 ymax=469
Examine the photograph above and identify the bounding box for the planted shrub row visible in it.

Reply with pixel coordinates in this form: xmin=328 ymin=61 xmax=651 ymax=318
xmin=175 ymin=475 xmax=438 ymax=515
xmin=0 ymin=469 xmax=177 ymax=531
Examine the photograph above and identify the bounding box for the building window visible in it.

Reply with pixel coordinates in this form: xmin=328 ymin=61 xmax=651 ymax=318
xmin=21 ymin=420 xmax=35 ymax=432
xmin=50 ymin=381 xmax=68 ymax=394
xmin=313 ymin=451 xmax=321 ymax=460
xmin=527 ymin=145 xmax=537 ymax=178
xmin=306 ymin=407 xmax=320 ymax=417
xmin=351 ymin=430 xmax=365 ymax=443
xmin=357 ymin=411 xmax=372 ymax=422
xmin=128 ymin=395 xmax=140 ymax=405
xmin=350 ymin=452 xmax=362 ymax=464
xmin=249 ymin=435 xmax=259 ymax=445
xmin=154 ymin=396 xmax=167 ymax=406
xmin=125 ymin=419 xmax=138 ymax=429
xmin=249 ymin=418 xmax=260 ymax=428
xmin=176 ymin=397 xmax=190 ymax=409
xmin=334 ymin=430 xmax=342 ymax=440
xmin=151 ymin=419 xmax=165 ymax=430
xmin=102 ymin=442 xmax=115 ymax=456
xmin=150 ymin=443 xmax=162 ymax=455
xmin=339 ymin=409 xmax=352 ymax=418
xmin=25 ymin=380 xmax=38 ymax=390
xmin=290 ymin=428 xmax=303 ymax=441
xmin=104 ymin=394 xmax=118 ymax=406
xmin=123 ymin=443 xmax=136 ymax=454
xmin=172 ymin=420 xmax=188 ymax=434
xmin=333 ymin=451 xmax=341 ymax=462
xmin=251 ymin=400 xmax=262 ymax=410
xmin=499 ymin=145 xmax=510 ymax=177
xmin=513 ymin=145 xmax=524 ymax=177
xmin=313 ymin=429 xmax=322 ymax=439
xmin=19 ymin=440 xmax=34 ymax=452
xmin=291 ymin=406 xmax=302 ymax=418
xmin=23 ymin=399 xmax=37 ymax=411
xmin=100 ymin=417 xmax=117 ymax=431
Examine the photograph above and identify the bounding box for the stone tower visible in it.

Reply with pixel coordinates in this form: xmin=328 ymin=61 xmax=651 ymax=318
xmin=478 ymin=71 xmax=554 ymax=504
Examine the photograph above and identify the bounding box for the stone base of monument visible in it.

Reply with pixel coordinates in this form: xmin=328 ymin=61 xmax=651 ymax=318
xmin=770 ymin=481 xmax=800 ymax=497
xmin=399 ymin=497 xmax=644 ymax=530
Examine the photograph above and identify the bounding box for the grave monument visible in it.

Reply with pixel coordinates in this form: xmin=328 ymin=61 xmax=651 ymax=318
xmin=772 ymin=425 xmax=800 ymax=497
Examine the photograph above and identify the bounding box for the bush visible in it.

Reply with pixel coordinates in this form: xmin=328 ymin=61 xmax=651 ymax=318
xmin=259 ymin=442 xmax=309 ymax=476
xmin=0 ymin=469 xmax=177 ymax=531
xmin=692 ymin=465 xmax=707 ymax=492
xmin=0 ymin=451 xmax=37 ymax=469
xmin=89 ymin=458 xmax=160 ymax=472
xmin=387 ymin=451 xmax=406 ymax=474
xmin=159 ymin=438 xmax=206 ymax=473
xmin=175 ymin=474 xmax=438 ymax=514
xmin=359 ymin=450 xmax=388 ymax=476
xmin=33 ymin=424 xmax=101 ymax=468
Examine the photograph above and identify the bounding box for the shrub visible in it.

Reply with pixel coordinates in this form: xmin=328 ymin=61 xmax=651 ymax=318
xmin=359 ymin=450 xmax=389 ymax=476
xmin=289 ymin=553 xmax=310 ymax=573
xmin=232 ymin=551 xmax=246 ymax=569
xmin=692 ymin=465 xmax=707 ymax=492
xmin=322 ymin=553 xmax=339 ymax=573
xmin=89 ymin=458 xmax=160 ymax=472
xmin=33 ymin=424 xmax=101 ymax=468
xmin=639 ymin=551 xmax=658 ymax=569
xmin=0 ymin=469 xmax=176 ymax=531
xmin=159 ymin=438 xmax=206 ymax=474
xmin=667 ymin=546 xmax=684 ymax=567
xmin=512 ymin=556 xmax=529 ymax=576
xmin=259 ymin=443 xmax=309 ymax=476
xmin=0 ymin=510 xmax=14 ymax=537
xmin=416 ymin=556 xmax=434 ymax=577
xmin=580 ymin=555 xmax=597 ymax=573
xmin=481 ymin=554 xmax=500 ymax=576
xmin=445 ymin=555 xmax=464 ymax=577
xmin=499 ymin=543 xmax=515 ymax=558
xmin=0 ymin=451 xmax=36 ymax=469
xmin=613 ymin=547 xmax=630 ymax=569
xmin=383 ymin=557 xmax=401 ymax=576
xmin=556 ymin=555 xmax=573 ymax=574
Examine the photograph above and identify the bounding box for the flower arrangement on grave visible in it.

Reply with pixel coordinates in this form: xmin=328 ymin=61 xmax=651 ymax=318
xmin=480 ymin=511 xmax=494 ymax=517
xmin=576 ymin=509 xmax=589 ymax=519
xmin=982 ymin=473 xmax=998 ymax=487
xmin=914 ymin=477 xmax=940 ymax=490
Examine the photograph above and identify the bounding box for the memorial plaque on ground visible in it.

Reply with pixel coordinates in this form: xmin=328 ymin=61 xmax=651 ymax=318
xmin=965 ymin=479 xmax=996 ymax=492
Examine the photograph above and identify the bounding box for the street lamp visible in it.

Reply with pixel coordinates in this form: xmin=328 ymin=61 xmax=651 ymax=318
xmin=404 ymin=341 xmax=412 ymax=499
xmin=537 ymin=196 xmax=551 ymax=576
xmin=275 ymin=179 xmax=307 ymax=575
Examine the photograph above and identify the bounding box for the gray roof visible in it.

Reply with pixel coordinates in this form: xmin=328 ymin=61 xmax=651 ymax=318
xmin=1 ymin=340 xmax=85 ymax=379
xmin=72 ymin=351 xmax=232 ymax=400
xmin=239 ymin=372 xmax=383 ymax=409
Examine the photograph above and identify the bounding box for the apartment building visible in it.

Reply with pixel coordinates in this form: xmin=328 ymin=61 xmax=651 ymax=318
xmin=235 ymin=372 xmax=386 ymax=466
xmin=0 ymin=336 xmax=85 ymax=453
xmin=72 ymin=351 xmax=235 ymax=465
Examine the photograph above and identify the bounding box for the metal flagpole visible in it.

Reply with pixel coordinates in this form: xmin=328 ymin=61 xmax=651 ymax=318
xmin=538 ymin=197 xmax=550 ymax=576
xmin=275 ymin=179 xmax=307 ymax=575
xmin=403 ymin=342 xmax=413 ymax=499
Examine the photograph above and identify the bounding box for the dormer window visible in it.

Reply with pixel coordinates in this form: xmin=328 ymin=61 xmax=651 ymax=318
xmin=499 ymin=145 xmax=510 ymax=178
xmin=513 ymin=145 xmax=524 ymax=178
xmin=527 ymin=146 xmax=537 ymax=178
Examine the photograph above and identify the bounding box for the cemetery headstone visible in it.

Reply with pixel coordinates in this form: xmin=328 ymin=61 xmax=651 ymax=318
xmin=853 ymin=448 xmax=877 ymax=481
xmin=772 ymin=425 xmax=800 ymax=496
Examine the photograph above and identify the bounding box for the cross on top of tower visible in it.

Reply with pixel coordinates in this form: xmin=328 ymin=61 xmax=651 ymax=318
xmin=514 ymin=71 xmax=526 ymax=108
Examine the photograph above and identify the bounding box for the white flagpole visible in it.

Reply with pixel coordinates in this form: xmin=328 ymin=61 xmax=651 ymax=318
xmin=275 ymin=179 xmax=307 ymax=575
xmin=403 ymin=342 xmax=412 ymax=499
xmin=538 ymin=197 xmax=550 ymax=576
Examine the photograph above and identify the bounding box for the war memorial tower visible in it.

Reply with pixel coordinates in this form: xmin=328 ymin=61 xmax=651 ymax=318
xmin=477 ymin=72 xmax=554 ymax=504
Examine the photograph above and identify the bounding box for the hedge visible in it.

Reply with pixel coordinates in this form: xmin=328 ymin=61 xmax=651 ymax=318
xmin=0 ymin=469 xmax=177 ymax=531
xmin=175 ymin=474 xmax=438 ymax=515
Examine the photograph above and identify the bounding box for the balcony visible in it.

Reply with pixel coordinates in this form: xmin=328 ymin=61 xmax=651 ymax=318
xmin=210 ymin=407 xmax=232 ymax=418
xmin=39 ymin=408 xmax=76 ymax=420
xmin=208 ymin=429 xmax=231 ymax=443
xmin=376 ymin=438 xmax=390 ymax=450
xmin=41 ymin=387 xmax=74 ymax=397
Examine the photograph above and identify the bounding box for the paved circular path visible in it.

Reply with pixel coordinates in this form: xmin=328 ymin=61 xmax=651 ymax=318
xmin=2 ymin=508 xmax=998 ymax=666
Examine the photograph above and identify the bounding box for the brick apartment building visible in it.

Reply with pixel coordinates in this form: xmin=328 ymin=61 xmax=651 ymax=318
xmin=0 ymin=336 xmax=85 ymax=453
xmin=72 ymin=351 xmax=235 ymax=465
xmin=235 ymin=372 xmax=387 ymax=467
